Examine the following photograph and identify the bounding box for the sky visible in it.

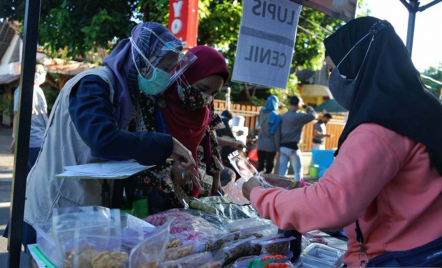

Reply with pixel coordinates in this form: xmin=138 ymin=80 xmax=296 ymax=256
xmin=357 ymin=0 xmax=442 ymax=71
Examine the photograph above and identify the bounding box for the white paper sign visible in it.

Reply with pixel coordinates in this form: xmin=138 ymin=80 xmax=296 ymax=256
xmin=232 ymin=0 xmax=302 ymax=89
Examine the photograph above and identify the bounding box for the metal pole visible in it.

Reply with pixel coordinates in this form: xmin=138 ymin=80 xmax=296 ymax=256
xmin=406 ymin=0 xmax=419 ymax=56
xmin=7 ymin=0 xmax=41 ymax=266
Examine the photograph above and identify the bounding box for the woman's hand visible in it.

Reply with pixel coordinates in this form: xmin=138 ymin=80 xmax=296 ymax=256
xmin=171 ymin=162 xmax=200 ymax=190
xmin=170 ymin=138 xmax=196 ymax=171
xmin=233 ymin=140 xmax=245 ymax=150
xmin=242 ymin=177 xmax=264 ymax=200
xmin=211 ymin=172 xmax=222 ymax=196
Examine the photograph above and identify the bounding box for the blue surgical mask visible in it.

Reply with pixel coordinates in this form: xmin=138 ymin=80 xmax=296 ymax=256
xmin=138 ymin=68 xmax=171 ymax=96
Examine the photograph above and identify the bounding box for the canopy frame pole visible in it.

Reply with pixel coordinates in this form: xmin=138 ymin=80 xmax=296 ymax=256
xmin=400 ymin=0 xmax=442 ymax=56
xmin=7 ymin=0 xmax=41 ymax=266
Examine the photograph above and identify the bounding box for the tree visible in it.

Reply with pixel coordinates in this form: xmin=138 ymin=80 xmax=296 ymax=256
xmin=421 ymin=64 xmax=442 ymax=99
xmin=1 ymin=0 xmax=139 ymax=59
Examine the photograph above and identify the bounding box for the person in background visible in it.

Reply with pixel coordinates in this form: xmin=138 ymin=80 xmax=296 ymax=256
xmin=312 ymin=113 xmax=333 ymax=150
xmin=256 ymin=95 xmax=281 ymax=174
xmin=23 ymin=22 xmax=196 ymax=248
xmin=9 ymin=64 xmax=48 ymax=171
xmin=243 ymin=17 xmax=442 ymax=267
xmin=278 ymin=96 xmax=317 ymax=181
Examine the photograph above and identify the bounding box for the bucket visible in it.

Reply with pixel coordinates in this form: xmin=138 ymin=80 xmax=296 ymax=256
xmin=309 ymin=165 xmax=319 ymax=178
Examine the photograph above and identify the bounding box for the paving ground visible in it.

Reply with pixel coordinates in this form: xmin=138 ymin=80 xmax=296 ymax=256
xmin=0 ymin=126 xmax=27 ymax=267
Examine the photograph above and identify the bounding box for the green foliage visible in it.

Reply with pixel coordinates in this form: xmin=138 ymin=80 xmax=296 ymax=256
xmin=294 ymin=8 xmax=343 ymax=70
xmin=2 ymin=0 xmax=138 ymax=59
xmin=197 ymin=0 xmax=242 ymax=70
xmin=421 ymin=64 xmax=442 ymax=99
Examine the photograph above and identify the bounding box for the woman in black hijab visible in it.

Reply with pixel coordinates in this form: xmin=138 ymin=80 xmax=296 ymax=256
xmin=242 ymin=17 xmax=442 ymax=267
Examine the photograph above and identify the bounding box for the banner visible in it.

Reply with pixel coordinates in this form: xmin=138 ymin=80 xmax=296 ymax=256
xmin=168 ymin=0 xmax=199 ymax=49
xmin=232 ymin=0 xmax=301 ymax=89
xmin=290 ymin=0 xmax=357 ymax=22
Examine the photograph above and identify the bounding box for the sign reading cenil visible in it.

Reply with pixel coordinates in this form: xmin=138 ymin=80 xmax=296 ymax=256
xmin=232 ymin=0 xmax=301 ymax=89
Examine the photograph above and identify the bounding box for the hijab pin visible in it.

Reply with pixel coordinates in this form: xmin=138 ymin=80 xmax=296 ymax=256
xmin=370 ymin=20 xmax=387 ymax=36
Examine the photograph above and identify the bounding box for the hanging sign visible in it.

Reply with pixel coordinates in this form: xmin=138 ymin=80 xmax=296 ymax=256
xmin=232 ymin=0 xmax=302 ymax=89
xmin=168 ymin=0 xmax=199 ymax=49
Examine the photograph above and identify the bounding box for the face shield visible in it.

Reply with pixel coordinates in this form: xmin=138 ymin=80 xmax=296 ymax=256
xmin=129 ymin=27 xmax=196 ymax=96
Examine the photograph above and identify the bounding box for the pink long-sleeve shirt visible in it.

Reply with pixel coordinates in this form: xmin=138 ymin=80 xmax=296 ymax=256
xmin=250 ymin=123 xmax=442 ymax=267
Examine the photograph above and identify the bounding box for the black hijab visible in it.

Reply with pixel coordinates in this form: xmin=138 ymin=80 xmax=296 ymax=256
xmin=324 ymin=17 xmax=442 ymax=176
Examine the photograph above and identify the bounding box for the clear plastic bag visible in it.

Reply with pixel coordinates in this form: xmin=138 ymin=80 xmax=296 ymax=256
xmin=214 ymin=236 xmax=257 ymax=265
xmin=249 ymin=234 xmax=285 ymax=255
xmin=222 ymin=178 xmax=250 ymax=205
xmin=163 ymin=244 xmax=196 ymax=261
xmin=302 ymin=243 xmax=345 ymax=267
xmin=145 ymin=209 xmax=224 ymax=244
xmin=129 ymin=219 xmax=173 ymax=268
xmin=121 ymin=213 xmax=156 ymax=252
xmin=239 ymin=224 xmax=279 ymax=239
xmin=72 ymin=209 xmax=123 ymax=268
xmin=188 ymin=196 xmax=259 ymax=221
xmin=225 ymin=218 xmax=271 ymax=233
xmin=52 ymin=206 xmax=121 ymax=268
xmin=160 ymin=252 xmax=213 ymax=268
xmin=259 ymin=237 xmax=296 ymax=256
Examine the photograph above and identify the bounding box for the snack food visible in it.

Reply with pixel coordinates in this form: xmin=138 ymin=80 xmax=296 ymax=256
xmin=166 ymin=239 xmax=183 ymax=249
xmin=163 ymin=245 xmax=194 ymax=261
xmin=90 ymin=251 xmax=128 ymax=268
xmin=259 ymin=237 xmax=296 ymax=255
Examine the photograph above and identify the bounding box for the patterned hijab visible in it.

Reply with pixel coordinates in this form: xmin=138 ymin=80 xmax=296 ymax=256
xmin=103 ymin=22 xmax=182 ymax=130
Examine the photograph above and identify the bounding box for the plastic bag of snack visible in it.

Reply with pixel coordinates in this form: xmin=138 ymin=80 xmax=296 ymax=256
xmin=129 ymin=219 xmax=173 ymax=268
xmin=160 ymin=252 xmax=213 ymax=268
xmin=52 ymin=206 xmax=121 ymax=268
xmin=226 ymin=218 xmax=271 ymax=233
xmin=239 ymin=224 xmax=279 ymax=239
xmin=249 ymin=234 xmax=285 ymax=255
xmin=163 ymin=244 xmax=196 ymax=261
xmin=214 ymin=236 xmax=257 ymax=265
xmin=259 ymin=237 xmax=296 ymax=256
xmin=145 ymin=209 xmax=224 ymax=248
xmin=72 ymin=212 xmax=123 ymax=268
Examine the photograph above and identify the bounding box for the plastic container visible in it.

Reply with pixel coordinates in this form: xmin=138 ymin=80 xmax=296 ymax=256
xmin=259 ymin=237 xmax=296 ymax=255
xmin=302 ymin=243 xmax=345 ymax=267
xmin=309 ymin=165 xmax=319 ymax=178
xmin=34 ymin=221 xmax=62 ymax=267
xmin=293 ymin=255 xmax=337 ymax=268
xmin=160 ymin=252 xmax=213 ymax=268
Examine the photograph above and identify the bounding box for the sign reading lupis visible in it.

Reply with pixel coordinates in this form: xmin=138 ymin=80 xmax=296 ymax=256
xmin=232 ymin=0 xmax=302 ymax=89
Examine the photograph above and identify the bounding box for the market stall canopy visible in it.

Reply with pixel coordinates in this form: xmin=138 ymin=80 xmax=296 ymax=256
xmin=290 ymin=0 xmax=357 ymax=22
xmin=314 ymin=99 xmax=348 ymax=114
xmin=0 ymin=73 xmax=19 ymax=85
